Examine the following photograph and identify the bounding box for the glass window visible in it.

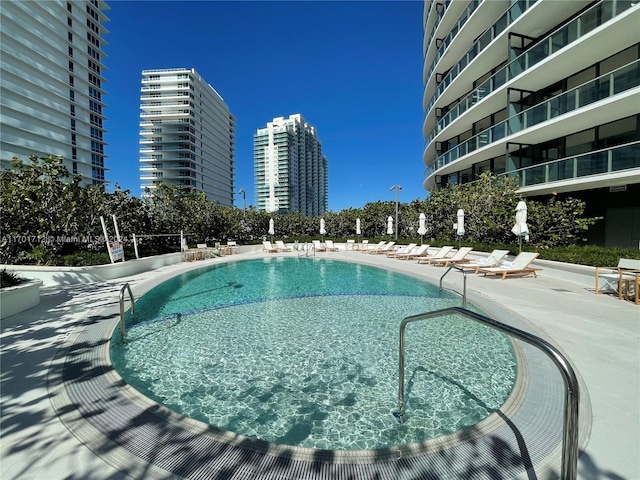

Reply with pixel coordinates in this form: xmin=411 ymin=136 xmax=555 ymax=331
xmin=474 ymin=159 xmax=491 ymax=177
xmin=474 ymin=116 xmax=492 ymax=134
xmin=567 ymin=66 xmax=596 ymax=89
xmin=600 ymin=45 xmax=638 ymax=75
xmin=598 ymin=115 xmax=638 ymax=147
xmin=566 ymin=129 xmax=595 ymax=156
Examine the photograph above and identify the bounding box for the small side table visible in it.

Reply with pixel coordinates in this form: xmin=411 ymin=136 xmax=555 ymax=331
xmin=621 ymin=272 xmax=639 ymax=304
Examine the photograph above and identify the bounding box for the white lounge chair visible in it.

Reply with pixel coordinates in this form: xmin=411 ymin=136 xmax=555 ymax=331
xmin=313 ymin=240 xmax=327 ymax=252
xmin=395 ymin=244 xmax=430 ymax=260
xmin=357 ymin=239 xmax=369 ymax=251
xmin=386 ymin=243 xmax=417 ymax=258
xmin=361 ymin=241 xmax=385 ymax=253
xmin=262 ymin=241 xmax=279 ymax=253
xmin=478 ymin=252 xmax=541 ymax=280
xmin=427 ymin=247 xmax=474 ymax=267
xmin=457 ymin=250 xmax=510 ymax=274
xmin=275 ymin=240 xmax=292 ymax=252
xmin=370 ymin=241 xmax=396 ymax=255
xmin=225 ymin=240 xmax=238 ymax=255
xmin=181 ymin=242 xmax=196 ymax=262
xmin=196 ymin=243 xmax=216 ymax=260
xmin=325 ymin=240 xmax=339 ymax=251
xmin=417 ymin=246 xmax=453 ymax=264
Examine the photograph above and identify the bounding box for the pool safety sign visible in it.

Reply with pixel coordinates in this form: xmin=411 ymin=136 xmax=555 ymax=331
xmin=101 ymin=215 xmax=126 ymax=263
xmin=109 ymin=241 xmax=124 ymax=261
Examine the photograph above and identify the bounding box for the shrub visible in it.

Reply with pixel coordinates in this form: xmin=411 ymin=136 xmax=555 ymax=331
xmin=57 ymin=252 xmax=112 ymax=266
xmin=1 ymin=269 xmax=23 ymax=288
xmin=534 ymin=245 xmax=640 ymax=267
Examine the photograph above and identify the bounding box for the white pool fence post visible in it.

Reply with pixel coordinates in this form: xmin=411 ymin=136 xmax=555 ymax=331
xmin=133 ymin=233 xmax=139 ymax=259
xmin=100 ymin=216 xmax=115 ymax=264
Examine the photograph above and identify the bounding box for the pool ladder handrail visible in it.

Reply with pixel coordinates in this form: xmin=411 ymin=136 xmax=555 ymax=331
xmin=439 ymin=264 xmax=467 ymax=307
xmin=119 ymin=282 xmax=135 ymax=343
xmin=297 ymin=242 xmax=315 ymax=258
xmin=396 ymin=306 xmax=579 ymax=480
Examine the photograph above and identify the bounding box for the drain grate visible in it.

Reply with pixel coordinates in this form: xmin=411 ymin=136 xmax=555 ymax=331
xmin=53 ymin=305 xmax=571 ymax=480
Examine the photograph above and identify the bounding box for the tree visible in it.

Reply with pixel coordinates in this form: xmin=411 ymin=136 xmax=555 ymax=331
xmin=1 ymin=156 xmax=87 ymax=263
xmin=1 ymin=156 xmax=603 ymax=265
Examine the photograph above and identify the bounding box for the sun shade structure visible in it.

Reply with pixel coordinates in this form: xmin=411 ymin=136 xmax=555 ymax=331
xmin=387 ymin=216 xmax=394 ymax=235
xmin=418 ymin=213 xmax=427 ymax=244
xmin=512 ymin=201 xmax=530 ymax=253
xmin=456 ymin=209 xmax=465 ymax=236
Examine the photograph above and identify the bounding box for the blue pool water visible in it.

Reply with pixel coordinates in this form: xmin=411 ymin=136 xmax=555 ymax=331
xmin=110 ymin=257 xmax=517 ymax=450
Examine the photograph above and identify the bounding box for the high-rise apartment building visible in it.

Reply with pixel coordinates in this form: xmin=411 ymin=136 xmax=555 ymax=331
xmin=422 ymin=0 xmax=640 ymax=247
xmin=0 ymin=0 xmax=109 ymax=185
xmin=254 ymin=114 xmax=328 ymax=216
xmin=139 ymin=68 xmax=236 ymax=205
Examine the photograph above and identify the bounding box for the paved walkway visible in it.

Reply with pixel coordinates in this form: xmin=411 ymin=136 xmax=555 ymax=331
xmin=1 ymin=250 xmax=638 ymax=479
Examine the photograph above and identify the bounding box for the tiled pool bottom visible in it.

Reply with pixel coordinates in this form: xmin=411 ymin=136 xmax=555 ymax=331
xmin=49 ymin=296 xmax=579 ymax=480
xmin=112 ymin=295 xmax=518 ymax=451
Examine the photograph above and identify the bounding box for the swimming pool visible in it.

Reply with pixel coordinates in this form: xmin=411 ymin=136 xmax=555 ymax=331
xmin=110 ymin=257 xmax=517 ymax=450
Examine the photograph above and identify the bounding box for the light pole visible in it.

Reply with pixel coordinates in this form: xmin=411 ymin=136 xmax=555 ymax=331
xmin=390 ymin=185 xmax=402 ymax=241
xmin=238 ymin=188 xmax=246 ymax=216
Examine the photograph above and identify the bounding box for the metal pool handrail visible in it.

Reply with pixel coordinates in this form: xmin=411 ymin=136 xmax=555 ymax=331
xmin=439 ymin=264 xmax=467 ymax=307
xmin=119 ymin=282 xmax=135 ymax=343
xmin=396 ymin=306 xmax=579 ymax=480
xmin=296 ymin=242 xmax=315 ymax=258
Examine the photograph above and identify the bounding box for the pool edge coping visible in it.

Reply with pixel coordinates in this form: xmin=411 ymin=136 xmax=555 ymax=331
xmin=47 ymin=253 xmax=593 ymax=478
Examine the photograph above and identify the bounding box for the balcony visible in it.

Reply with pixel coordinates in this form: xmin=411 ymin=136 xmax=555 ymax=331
xmin=431 ymin=59 xmax=640 ymax=171
xmin=500 ymin=141 xmax=640 ymax=193
xmin=425 ymin=0 xmax=636 ymax=129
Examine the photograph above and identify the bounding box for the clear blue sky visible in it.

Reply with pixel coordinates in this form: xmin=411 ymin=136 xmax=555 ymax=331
xmin=105 ymin=1 xmax=427 ymax=212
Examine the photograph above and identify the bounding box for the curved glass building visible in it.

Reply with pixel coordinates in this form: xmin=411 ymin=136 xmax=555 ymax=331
xmin=422 ymin=0 xmax=640 ymax=246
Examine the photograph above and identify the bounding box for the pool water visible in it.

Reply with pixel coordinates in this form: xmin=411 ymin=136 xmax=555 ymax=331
xmin=111 ymin=258 xmax=517 ymax=450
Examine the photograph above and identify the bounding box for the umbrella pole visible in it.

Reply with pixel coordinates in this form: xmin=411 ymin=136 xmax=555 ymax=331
xmin=519 ymin=235 xmax=522 ymax=254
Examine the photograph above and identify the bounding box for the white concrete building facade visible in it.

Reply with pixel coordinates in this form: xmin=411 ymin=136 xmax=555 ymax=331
xmin=254 ymin=114 xmax=328 ymax=216
xmin=422 ymin=0 xmax=640 ymax=247
xmin=139 ymin=68 xmax=236 ymax=205
xmin=0 ymin=0 xmax=110 ymax=185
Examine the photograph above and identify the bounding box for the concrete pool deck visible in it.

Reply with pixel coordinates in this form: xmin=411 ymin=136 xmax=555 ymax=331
xmin=1 ymin=248 xmax=638 ymax=479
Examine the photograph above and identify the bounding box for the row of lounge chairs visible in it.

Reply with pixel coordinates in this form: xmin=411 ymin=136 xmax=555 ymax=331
xmin=262 ymin=239 xmax=541 ymax=280
xmin=380 ymin=242 xmax=541 ymax=280
xmin=262 ymin=240 xmax=340 ymax=253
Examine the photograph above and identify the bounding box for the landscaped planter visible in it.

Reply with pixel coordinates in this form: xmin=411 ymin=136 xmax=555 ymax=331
xmin=1 ymin=279 xmax=43 ymax=319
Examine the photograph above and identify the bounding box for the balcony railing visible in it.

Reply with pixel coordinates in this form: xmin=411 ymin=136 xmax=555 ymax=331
xmin=499 ymin=142 xmax=640 ymax=187
xmin=431 ymin=59 xmax=640 ymax=171
xmin=425 ymin=0 xmax=482 ymax=82
xmin=424 ymin=0 xmax=451 ymax=58
xmin=425 ymin=0 xmax=634 ymax=138
xmin=426 ymin=0 xmax=539 ymax=119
